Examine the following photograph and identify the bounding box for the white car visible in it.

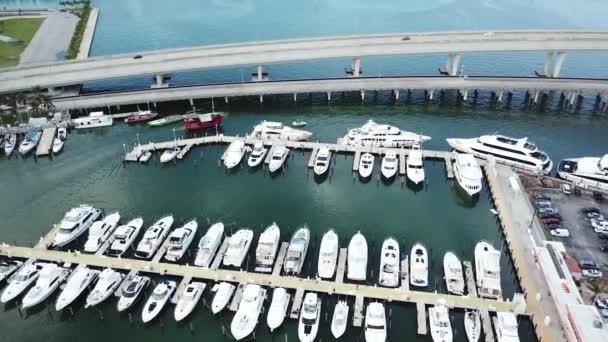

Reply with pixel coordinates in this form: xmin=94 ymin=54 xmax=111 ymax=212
xmin=593 ymin=221 xmax=608 ymax=234
xmin=550 ymin=228 xmax=570 ymax=238
xmin=582 ymin=268 xmax=603 ymax=278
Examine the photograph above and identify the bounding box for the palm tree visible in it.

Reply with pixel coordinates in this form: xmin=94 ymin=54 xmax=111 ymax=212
xmin=586 ymin=280 xmax=607 ymax=302
xmin=39 ymin=94 xmax=55 ymax=116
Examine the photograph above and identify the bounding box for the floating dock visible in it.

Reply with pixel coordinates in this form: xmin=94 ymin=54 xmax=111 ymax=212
xmin=229 ymin=282 xmax=247 ymax=311
xmin=35 ymin=127 xmax=56 ymax=156
xmin=272 ymin=242 xmax=289 ymax=276
xmin=210 ymin=238 xmax=229 ymax=270
xmin=171 ymin=275 xmax=193 ymax=304
xmin=400 ymin=256 xmax=409 ymax=292
xmin=353 ymin=295 xmax=365 ymax=327
xmin=416 ymin=302 xmax=427 ymax=335
xmin=290 ymin=287 xmax=305 ymax=319
xmin=335 ymin=248 xmax=347 ymax=283
xmin=307 ymin=147 xmax=318 ymax=168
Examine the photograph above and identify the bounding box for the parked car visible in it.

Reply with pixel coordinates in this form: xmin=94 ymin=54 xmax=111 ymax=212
xmin=542 ymin=218 xmax=561 ymax=225
xmin=538 ymin=207 xmax=558 ymax=214
xmin=546 ymin=223 xmax=562 ymax=230
xmin=591 ymin=218 xmax=608 ymax=230
xmin=534 ymin=193 xmax=550 ymax=201
xmin=582 ymin=207 xmax=600 ymax=214
xmin=596 ymin=298 xmax=608 ymax=310
xmin=586 ymin=212 xmax=603 ymax=220
xmin=579 ymin=260 xmax=603 ymax=278
xmin=600 ymin=243 xmax=608 ymax=253
xmin=550 ymin=229 xmax=570 ymax=238
xmin=561 ymin=184 xmax=572 ymax=195
xmin=535 ymin=201 xmax=552 ymax=209
xmin=540 ymin=212 xmax=562 ymax=220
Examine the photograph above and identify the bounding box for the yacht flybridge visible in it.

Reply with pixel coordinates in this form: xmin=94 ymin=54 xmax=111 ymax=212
xmin=410 ymin=243 xmax=428 ymax=287
xmin=379 ymin=237 xmax=400 ymax=288
xmin=342 ymin=120 xmax=431 ymax=147
xmin=247 ymin=141 xmax=267 ymax=167
xmin=429 ymin=304 xmax=453 ymax=342
xmin=453 ymin=153 xmax=483 ymax=196
xmin=108 ymin=217 xmax=144 ymax=256
xmin=231 ymin=284 xmax=266 ymax=341
xmin=347 ymin=231 xmax=368 ymax=281
xmin=165 ymin=219 xmax=198 ymax=262
xmin=558 ymin=154 xmax=608 ymax=190
xmin=474 ymin=241 xmax=502 ymax=300
xmin=284 ymin=226 xmax=310 ymax=275
xmin=53 ymin=205 xmax=103 ymax=248
xmin=298 ymin=292 xmax=321 ymax=342
xmin=446 ymin=135 xmax=553 ymax=174
xmin=194 ymin=222 xmax=224 ymax=267
xmin=223 ymin=229 xmax=253 ymax=268
xmin=255 ymin=223 xmax=281 ymax=273
xmin=251 ymin=121 xmax=312 ymax=141
xmin=134 ymin=216 xmax=174 ymax=259
xmin=359 ymin=153 xmax=375 ymax=178
xmin=317 ymin=229 xmax=339 ymax=279
xmin=84 ymin=212 xmax=121 ymax=253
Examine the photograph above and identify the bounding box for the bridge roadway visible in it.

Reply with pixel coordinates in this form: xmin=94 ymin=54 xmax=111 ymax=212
xmin=3 ymin=30 xmax=608 ymax=93
xmin=52 ymin=76 xmax=608 ymax=110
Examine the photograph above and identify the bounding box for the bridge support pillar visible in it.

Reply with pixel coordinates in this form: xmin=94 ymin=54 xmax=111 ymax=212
xmin=259 ymin=95 xmax=264 ymax=103
xmin=293 ymin=93 xmax=297 ymax=102
xmin=252 ymin=65 xmax=268 ymax=81
xmin=497 ymin=90 xmax=503 ymax=103
xmin=347 ymin=58 xmax=361 ymax=77
xmin=444 ymin=54 xmax=461 ymax=76
xmin=393 ymin=89 xmax=400 ymax=100
xmin=428 ymin=89 xmax=434 ymax=100
xmin=224 ymin=97 xmax=229 ymax=103
xmin=533 ymin=90 xmax=540 ymax=104
xmin=542 ymin=52 xmax=553 ymax=76
xmin=360 ymin=90 xmax=365 ymax=101
xmin=462 ymin=89 xmax=468 ymax=101
xmin=151 ymin=74 xmax=170 ymax=88
xmin=552 ymin=52 xmax=566 ymax=78
xmin=189 ymin=98 xmax=194 ymax=107
xmin=327 ymin=92 xmax=331 ymax=101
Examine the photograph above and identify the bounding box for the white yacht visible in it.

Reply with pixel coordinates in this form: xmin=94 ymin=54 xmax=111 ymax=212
xmin=194 ymin=222 xmax=225 ymax=267
xmin=410 ymin=243 xmax=428 ymax=287
xmin=139 ymin=150 xmax=152 ymax=163
xmin=211 ymin=282 xmax=236 ymax=314
xmin=342 ymin=120 xmax=431 ymax=147
xmin=446 ymin=135 xmax=553 ymax=174
xmin=223 ymin=229 xmax=254 ymax=268
xmin=251 ymin=121 xmax=312 ymax=141
xmin=116 ymin=275 xmax=150 ymax=312
xmin=57 ymin=127 xmax=67 ymax=140
xmin=52 ymin=137 xmax=64 ymax=154
xmin=558 ymin=154 xmax=608 ymax=190
xmin=85 ymin=268 xmax=123 ymax=308
xmin=164 ymin=219 xmax=198 ymax=262
xmin=73 ymin=111 xmax=113 ymax=129
xmin=313 ymin=147 xmax=331 ymax=176
xmin=0 ymin=260 xmax=22 ymax=282
xmin=134 ymin=215 xmax=174 ymax=259
xmin=108 ymin=217 xmax=144 ymax=256
xmin=0 ymin=263 xmax=41 ymax=303
xmin=284 ymin=226 xmax=310 ymax=275
xmin=429 ymin=304 xmax=453 ymax=342
xmin=347 ymin=231 xmax=368 ymax=281
xmin=464 ymin=310 xmax=481 ymax=342
xmin=494 ymin=312 xmax=520 ymax=342
xmin=22 ymin=264 xmax=69 ymax=309
xmin=359 ymin=153 xmax=375 ymax=178
xmin=365 ymin=302 xmax=387 ymax=342
xmin=3 ymin=133 xmax=16 ymax=156
xmin=331 ymin=300 xmax=349 ymax=339
xmin=53 ymin=205 xmax=102 ymax=248
xmin=55 ymin=267 xmax=99 ymax=311
xmin=160 ymin=147 xmax=180 ymax=163
xmin=231 ymin=284 xmax=266 ymax=341
xmin=379 ymin=237 xmax=400 ymax=288
xmin=444 ymin=251 xmax=465 ymax=296
xmin=298 ymin=292 xmax=321 ymax=342
xmin=247 ymin=141 xmax=267 ymax=167
xmin=268 ymin=146 xmax=290 ymax=173
xmin=267 ymin=287 xmax=290 ymax=332
xmin=317 ymin=229 xmax=339 ymax=279
xmin=255 ymin=223 xmax=281 ymax=273
xmin=18 ymin=130 xmax=41 ymax=155
xmin=224 ymin=140 xmax=247 ymax=169
xmin=142 ymin=280 xmax=176 ymax=323
xmin=84 ymin=212 xmax=121 ymax=253
xmin=474 ymin=241 xmax=502 ymax=300
xmin=381 ymin=152 xmax=398 ymax=179
xmin=407 ymin=143 xmax=425 ymax=184
xmin=453 ymin=153 xmax=483 ymax=196
xmin=174 ymin=281 xmax=206 ymax=322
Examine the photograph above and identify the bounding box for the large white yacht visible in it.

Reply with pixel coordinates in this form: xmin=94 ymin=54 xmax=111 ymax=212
xmin=331 ymin=300 xmax=349 ymax=339
xmin=268 ymin=146 xmax=290 ymax=173
xmin=134 ymin=215 xmax=174 ymax=259
xmin=224 ymin=140 xmax=247 ymax=169
xmin=444 ymin=251 xmax=465 ymax=296
xmin=142 ymin=280 xmax=176 ymax=323
xmin=474 ymin=241 xmax=502 ymax=300
xmin=347 ymin=231 xmax=368 ymax=281
xmin=317 ymin=229 xmax=339 ymax=279
xmin=0 ymin=263 xmax=41 ymax=303
xmin=267 ymin=287 xmax=290 ymax=332
xmin=0 ymin=260 xmax=22 ymax=282
xmin=18 ymin=130 xmax=41 ymax=155
xmin=365 ymin=302 xmax=387 ymax=342
xmin=255 ymin=223 xmax=281 ymax=273
xmin=410 ymin=243 xmax=428 ymax=287
xmin=85 ymin=268 xmax=123 ymax=308
xmin=359 ymin=153 xmax=375 ymax=178
xmin=211 ymin=282 xmax=236 ymax=314
xmin=55 ymin=267 xmax=99 ymax=311
xmin=342 ymin=120 xmax=431 ymax=147
xmin=446 ymin=135 xmax=553 ymax=174
xmin=298 ymin=292 xmax=321 ymax=342
xmin=407 ymin=143 xmax=425 ymax=184
xmin=84 ymin=212 xmax=121 ymax=253
xmin=247 ymin=141 xmax=267 ymax=167
xmin=429 ymin=304 xmax=453 ymax=342
xmin=230 ymin=284 xmax=266 ymax=341
xmin=174 ymin=281 xmax=206 ymax=322
xmin=453 ymin=154 xmax=483 ymax=196
xmin=558 ymin=154 xmax=608 ymax=190
xmin=53 ymin=205 xmax=102 ymax=248
xmin=164 ymin=219 xmax=198 ymax=262
xmin=73 ymin=111 xmax=113 ymax=129
xmin=116 ymin=275 xmax=150 ymax=312
xmin=22 ymin=264 xmax=70 ymax=309
xmin=108 ymin=217 xmax=144 ymax=256
xmin=379 ymin=237 xmax=400 ymax=288
xmin=251 ymin=121 xmax=312 ymax=141
xmin=284 ymin=226 xmax=310 ymax=275
xmin=194 ymin=222 xmax=225 ymax=267
xmin=313 ymin=147 xmax=331 ymax=176
xmin=381 ymin=152 xmax=398 ymax=179
xmin=494 ymin=312 xmax=520 ymax=342
xmin=223 ymin=229 xmax=254 ymax=268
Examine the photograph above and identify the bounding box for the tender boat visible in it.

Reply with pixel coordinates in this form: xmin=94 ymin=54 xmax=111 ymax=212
xmin=251 ymin=121 xmax=312 ymax=141
xmin=183 ymin=112 xmax=224 ymax=132
xmin=108 ymin=217 xmax=144 ymax=256
xmin=474 ymin=241 xmax=502 ymax=300
xmin=317 ymin=229 xmax=339 ymax=279
xmin=255 ymin=223 xmax=281 ymax=273
xmin=267 ymin=287 xmax=290 ymax=332
xmin=55 ymin=267 xmax=99 ymax=311
xmin=0 ymin=263 xmax=41 ymax=303
xmin=331 ymin=300 xmax=349 ymax=339
xmin=444 ymin=251 xmax=465 ymax=296
xmin=453 ymin=153 xmax=483 ymax=196
xmin=407 ymin=143 xmax=425 ymax=184
xmin=52 ymin=137 xmax=64 ymax=154
xmin=464 ymin=310 xmax=481 ymax=342
xmin=57 ymin=127 xmax=67 ymax=140
xmin=298 ymin=292 xmax=321 ymax=342
xmin=53 ymin=205 xmax=103 ymax=248
xmin=268 ymin=146 xmax=290 ymax=173
xmin=284 ymin=226 xmax=310 ymax=275
xmin=211 ymin=282 xmax=236 ymax=314
xmin=134 ymin=216 xmax=174 ymax=259
xmin=347 ymin=231 xmax=368 ymax=281
xmin=223 ymin=229 xmax=254 ymax=267
xmin=224 ymin=140 xmax=247 ymax=169
xmin=124 ymin=110 xmax=158 ymax=124
xmin=174 ymin=281 xmax=206 ymax=322
xmin=342 ymin=120 xmax=431 ymax=147
xmin=365 ymin=302 xmax=387 ymax=342
xmin=446 ymin=135 xmax=553 ymax=174
xmin=231 ymin=284 xmax=266 ymax=340
xmin=494 ymin=312 xmax=520 ymax=342
xmin=3 ymin=133 xmax=16 ymax=156
xmin=558 ymin=154 xmax=608 ymax=191
xmin=116 ymin=275 xmax=150 ymax=312
xmin=141 ymin=280 xmax=176 ymax=323
xmin=379 ymin=237 xmax=400 ymax=288
xmin=0 ymin=260 xmax=23 ymax=282
xmin=194 ymin=222 xmax=225 ymax=267
xmin=164 ymin=219 xmax=198 ymax=262
xmin=247 ymin=142 xmax=267 ymax=167
xmin=139 ymin=151 xmax=152 ymax=163
xmin=22 ymin=264 xmax=69 ymax=309
xmin=73 ymin=111 xmax=113 ymax=129
xmin=18 ymin=130 xmax=41 ymax=155
xmin=292 ymin=121 xmax=307 ymax=127
xmin=429 ymin=304 xmax=453 ymax=342
xmin=410 ymin=243 xmax=428 ymax=287
xmin=160 ymin=147 xmax=180 ymax=163
xmin=381 ymin=152 xmax=398 ymax=179
xmin=313 ymin=147 xmax=331 ymax=176
xmin=148 ymin=114 xmax=183 ymax=127
xmin=84 ymin=212 xmax=121 ymax=253
xmin=359 ymin=153 xmax=375 ymax=178
xmin=85 ymin=268 xmax=123 ymax=308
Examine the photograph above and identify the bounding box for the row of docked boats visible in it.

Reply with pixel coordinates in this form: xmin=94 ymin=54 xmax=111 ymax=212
xmin=0 ymin=127 xmax=67 ymax=157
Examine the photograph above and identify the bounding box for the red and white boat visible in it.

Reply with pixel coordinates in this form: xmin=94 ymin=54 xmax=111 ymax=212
xmin=184 ymin=112 xmax=224 ymax=132
xmin=124 ymin=110 xmax=159 ymax=124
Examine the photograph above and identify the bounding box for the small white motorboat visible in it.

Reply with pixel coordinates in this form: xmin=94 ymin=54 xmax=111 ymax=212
xmin=18 ymin=130 xmax=41 ymax=155
xmin=298 ymin=292 xmax=321 ymax=342
xmin=410 ymin=242 xmax=428 ymax=287
xmin=3 ymin=133 xmax=17 ymax=156
xmin=464 ymin=310 xmax=481 ymax=342
xmin=284 ymin=226 xmax=310 ymax=276
xmin=444 ymin=251 xmax=465 ymax=296
xmin=108 ymin=217 xmax=144 ymax=256
xmin=116 ymin=275 xmax=150 ymax=312
xmin=429 ymin=304 xmax=453 ymax=342
xmin=84 ymin=211 xmax=121 ymax=253
xmin=255 ymin=222 xmax=281 ymax=273
xmin=407 ymin=143 xmax=425 ymax=184
xmin=194 ymin=222 xmax=224 ymax=267
xmin=379 ymin=237 xmax=400 ymax=288
xmin=223 ymin=229 xmax=254 ymax=268
xmin=160 ymin=147 xmax=180 ymax=163
xmin=164 ymin=219 xmax=198 ymax=262
xmin=0 ymin=263 xmax=41 ymax=303
xmin=0 ymin=260 xmax=23 ymax=282
xmin=85 ymin=268 xmax=123 ymax=308
xmin=57 ymin=127 xmax=67 ymax=140
xmin=139 ymin=150 xmax=152 ymax=163
xmin=211 ymin=282 xmax=236 ymax=314
xmin=247 ymin=142 xmax=267 ymax=167
xmin=55 ymin=267 xmax=99 ymax=311
xmin=142 ymin=280 xmax=176 ymax=323
xmin=347 ymin=231 xmax=368 ymax=281
xmin=381 ymin=152 xmax=398 ymax=179
xmin=331 ymin=300 xmax=349 ymax=339
xmin=313 ymin=147 xmax=331 ymax=176
xmin=267 ymin=287 xmax=290 ymax=332
xmin=224 ymin=140 xmax=246 ymax=169
xmin=230 ymin=284 xmax=266 ymax=341
xmin=359 ymin=153 xmax=374 ymax=178
xmin=22 ymin=264 xmax=70 ymax=309
xmin=365 ymin=302 xmax=387 ymax=342
xmin=317 ymin=229 xmax=339 ymax=279
xmin=268 ymin=146 xmax=290 ymax=173
xmin=174 ymin=281 xmax=206 ymax=322
xmin=52 ymin=138 xmax=64 ymax=154
xmin=292 ymin=121 xmax=307 ymax=127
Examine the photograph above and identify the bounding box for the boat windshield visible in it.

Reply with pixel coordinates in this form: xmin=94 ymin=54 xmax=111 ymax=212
xmin=15 ymin=273 xmax=31 ymax=281
xmin=0 ymin=264 xmax=11 ymax=272
xmin=367 ymin=324 xmax=385 ymax=329
xmin=317 ymin=156 xmax=328 ymax=161
xmin=272 ymin=155 xmax=282 ymax=161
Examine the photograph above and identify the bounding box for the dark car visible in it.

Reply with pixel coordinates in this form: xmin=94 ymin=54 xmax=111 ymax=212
xmin=540 ymin=212 xmax=562 ymax=220
xmin=542 ymin=218 xmax=561 ymax=225
xmin=582 ymin=207 xmax=601 ymax=214
xmin=534 ymin=193 xmax=550 ymax=201
xmin=546 ymin=223 xmax=562 ymax=230
xmin=535 ymin=201 xmax=552 ymax=209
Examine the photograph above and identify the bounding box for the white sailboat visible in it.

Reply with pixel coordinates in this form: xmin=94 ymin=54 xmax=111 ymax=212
xmin=0 ymin=263 xmax=41 ymax=303
xmin=55 ymin=267 xmax=99 ymax=311
xmin=84 ymin=212 xmax=121 ymax=253
xmin=313 ymin=147 xmax=331 ymax=176
xmin=165 ymin=219 xmax=198 ymax=262
xmin=116 ymin=275 xmax=150 ymax=312
xmin=365 ymin=302 xmax=387 ymax=342
xmin=379 ymin=237 xmax=400 ymax=288
xmin=410 ymin=243 xmax=428 ymax=287
xmin=255 ymin=223 xmax=281 ymax=273
xmin=194 ymin=222 xmax=224 ymax=267
xmin=174 ymin=281 xmax=206 ymax=322
xmin=134 ymin=215 xmax=174 ymax=259
xmin=268 ymin=146 xmax=290 ymax=173
xmin=211 ymin=282 xmax=236 ymax=314
xmin=474 ymin=241 xmax=502 ymax=299
xmin=317 ymin=229 xmax=339 ymax=279
xmin=231 ymin=284 xmax=266 ymax=341
xmin=247 ymin=141 xmax=267 ymax=167
xmin=359 ymin=153 xmax=374 ymax=178
xmin=224 ymin=140 xmax=246 ymax=169
xmin=22 ymin=264 xmax=70 ymax=309
xmin=381 ymin=152 xmax=398 ymax=179
xmin=347 ymin=231 xmax=368 ymax=281
xmin=267 ymin=287 xmax=290 ymax=332
xmin=331 ymin=300 xmax=349 ymax=339
xmin=464 ymin=310 xmax=481 ymax=342
xmin=284 ymin=226 xmax=310 ymax=275
xmin=407 ymin=143 xmax=425 ymax=184
xmin=85 ymin=268 xmax=123 ymax=308
xmin=444 ymin=251 xmax=465 ymax=296
xmin=223 ymin=229 xmax=254 ymax=268
xmin=429 ymin=304 xmax=453 ymax=342
xmin=142 ymin=280 xmax=176 ymax=323
xmin=298 ymin=292 xmax=321 ymax=342
xmin=108 ymin=217 xmax=144 ymax=256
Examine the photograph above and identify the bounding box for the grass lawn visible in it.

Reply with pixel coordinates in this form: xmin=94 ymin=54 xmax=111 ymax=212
xmin=0 ymin=18 xmax=45 ymax=67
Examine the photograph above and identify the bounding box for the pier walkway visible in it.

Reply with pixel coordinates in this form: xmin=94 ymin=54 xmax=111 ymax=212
xmin=35 ymin=127 xmax=56 ymax=156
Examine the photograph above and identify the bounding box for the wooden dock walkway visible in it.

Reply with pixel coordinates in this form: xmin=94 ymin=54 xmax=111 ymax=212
xmin=177 ymin=144 xmax=194 ymax=160
xmin=336 ymin=248 xmax=347 ymax=283
xmin=171 ymin=275 xmax=193 ymax=304
xmin=272 ymin=242 xmax=289 ymax=276
xmin=35 ymin=127 xmax=56 ymax=156
xmin=400 ymin=256 xmax=409 ymax=292
xmin=307 ymin=147 xmax=318 ymax=168
xmin=463 ymin=260 xmax=495 ymax=342
xmin=352 ymin=151 xmax=361 ymax=171
xmin=353 ymin=295 xmax=364 ymax=327
xmin=290 ymin=287 xmax=305 ymax=319
xmin=463 ymin=261 xmax=477 ymax=297
xmin=416 ymin=302 xmax=427 ymax=334
xmin=229 ymin=282 xmax=247 ymax=311
xmin=444 ymin=156 xmax=455 ymax=178
xmin=210 ymin=238 xmax=229 ymax=270
xmin=399 ymin=151 xmax=407 ymax=175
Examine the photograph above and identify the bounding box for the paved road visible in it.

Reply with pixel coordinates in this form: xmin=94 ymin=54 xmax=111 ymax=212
xmin=19 ymin=11 xmax=78 ymax=66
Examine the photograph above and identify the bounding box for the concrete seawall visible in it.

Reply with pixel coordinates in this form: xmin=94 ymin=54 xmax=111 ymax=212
xmin=77 ymin=7 xmax=99 ymax=59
